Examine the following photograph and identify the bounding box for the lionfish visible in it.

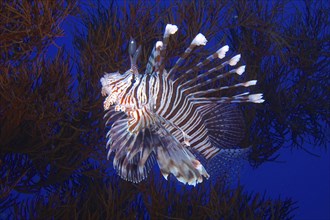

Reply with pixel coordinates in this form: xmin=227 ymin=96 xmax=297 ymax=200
xmin=100 ymin=24 xmax=264 ymax=186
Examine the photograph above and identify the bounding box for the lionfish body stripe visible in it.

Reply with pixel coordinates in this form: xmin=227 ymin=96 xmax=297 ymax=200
xmin=100 ymin=24 xmax=264 ymax=186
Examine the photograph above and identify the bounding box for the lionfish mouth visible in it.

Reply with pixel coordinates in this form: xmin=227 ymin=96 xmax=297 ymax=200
xmin=100 ymin=24 xmax=264 ymax=186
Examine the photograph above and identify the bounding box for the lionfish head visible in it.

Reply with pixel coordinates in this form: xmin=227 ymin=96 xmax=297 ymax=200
xmin=100 ymin=38 xmax=142 ymax=110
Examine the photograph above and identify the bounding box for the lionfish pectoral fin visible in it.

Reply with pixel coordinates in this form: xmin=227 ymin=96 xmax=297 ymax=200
xmin=108 ymin=118 xmax=157 ymax=183
xmin=156 ymin=135 xmax=209 ymax=186
xmin=114 ymin=151 xmax=156 ymax=183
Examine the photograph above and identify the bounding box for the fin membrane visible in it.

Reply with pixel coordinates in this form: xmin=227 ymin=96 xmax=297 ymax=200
xmin=108 ymin=118 xmax=157 ymax=183
xmin=203 ymin=104 xmax=245 ymax=149
xmin=156 ymin=129 xmax=209 ymax=186
xmin=207 ymin=148 xmax=251 ymax=182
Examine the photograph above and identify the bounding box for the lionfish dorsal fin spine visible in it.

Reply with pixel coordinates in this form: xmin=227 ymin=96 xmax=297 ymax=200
xmin=145 ymin=41 xmax=163 ymax=75
xmin=168 ymin=33 xmax=207 ymax=78
xmin=159 ymin=24 xmax=178 ymax=75
xmin=174 ymin=45 xmax=229 ymax=84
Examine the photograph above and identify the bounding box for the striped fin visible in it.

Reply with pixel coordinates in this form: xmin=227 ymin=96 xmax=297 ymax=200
xmin=202 ymin=104 xmax=245 ymax=150
xmin=155 ymin=125 xmax=209 ymax=186
xmin=191 ymin=93 xmax=265 ymax=104
xmin=145 ymin=41 xmax=163 ymax=75
xmin=181 ymin=56 xmax=244 ymax=93
xmin=168 ymin=33 xmax=208 ymax=78
xmin=174 ymin=45 xmax=229 ymax=84
xmin=157 ymin=103 xmax=221 ymax=161
xmin=108 ymin=118 xmax=157 ymax=183
xmin=188 ymin=80 xmax=257 ymax=98
xmin=104 ymin=107 xmax=126 ymax=127
xmin=159 ymin=24 xmax=178 ymax=75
